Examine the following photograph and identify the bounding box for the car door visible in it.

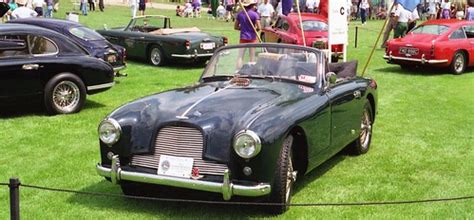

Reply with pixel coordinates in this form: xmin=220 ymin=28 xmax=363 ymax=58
xmin=326 ymin=80 xmax=365 ymax=153
xmin=463 ymin=25 xmax=474 ymax=65
xmin=0 ymin=34 xmax=43 ymax=101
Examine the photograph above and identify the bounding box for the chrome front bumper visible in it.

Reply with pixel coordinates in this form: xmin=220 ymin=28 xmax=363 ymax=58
xmin=96 ymin=155 xmax=271 ymax=200
xmin=171 ymin=53 xmax=214 ymax=58
xmin=383 ymin=54 xmax=448 ymax=64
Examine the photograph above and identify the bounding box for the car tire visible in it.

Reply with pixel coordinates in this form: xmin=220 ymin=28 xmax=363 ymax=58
xmin=449 ymin=51 xmax=466 ymax=75
xmin=148 ymin=45 xmax=165 ymax=66
xmin=43 ymin=73 xmax=86 ymax=115
xmin=350 ymin=101 xmax=374 ymax=155
xmin=266 ymin=135 xmax=296 ymax=214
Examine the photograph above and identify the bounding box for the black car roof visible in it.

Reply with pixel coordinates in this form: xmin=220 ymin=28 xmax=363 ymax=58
xmin=0 ymin=23 xmax=65 ymax=35
xmin=8 ymin=18 xmax=82 ymax=29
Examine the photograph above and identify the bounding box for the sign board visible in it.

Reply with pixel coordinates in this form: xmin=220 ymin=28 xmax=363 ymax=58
xmin=66 ymin=12 xmax=79 ymax=23
xmin=328 ymin=0 xmax=348 ymax=62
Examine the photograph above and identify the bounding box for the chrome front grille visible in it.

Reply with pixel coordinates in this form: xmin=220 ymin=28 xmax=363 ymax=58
xmin=131 ymin=126 xmax=228 ymax=176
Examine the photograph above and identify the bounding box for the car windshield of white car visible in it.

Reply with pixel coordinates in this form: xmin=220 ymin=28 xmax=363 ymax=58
xmin=69 ymin=27 xmax=105 ymax=41
xmin=203 ymin=45 xmax=321 ymax=85
xmin=411 ymin=24 xmax=449 ymax=35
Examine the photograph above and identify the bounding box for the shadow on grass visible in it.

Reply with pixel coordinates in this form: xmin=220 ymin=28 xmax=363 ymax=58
xmin=67 ymin=180 xmax=271 ymax=218
xmin=292 ymin=151 xmax=347 ymax=195
xmin=0 ymin=99 xmax=106 ymax=119
xmin=374 ymin=65 xmax=474 ymax=76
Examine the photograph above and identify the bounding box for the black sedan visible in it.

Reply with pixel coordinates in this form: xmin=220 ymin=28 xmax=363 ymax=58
xmin=0 ymin=24 xmax=115 ymax=114
xmin=97 ymin=15 xmax=227 ymax=66
xmin=96 ymin=44 xmax=377 ymax=213
xmin=8 ymin=18 xmax=127 ymax=74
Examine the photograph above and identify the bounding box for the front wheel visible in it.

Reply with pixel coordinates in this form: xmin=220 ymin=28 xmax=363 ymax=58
xmin=43 ymin=73 xmax=86 ymax=115
xmin=266 ymin=135 xmax=297 ymax=214
xmin=350 ymin=101 xmax=374 ymax=155
xmin=149 ymin=46 xmax=165 ymax=66
xmin=450 ymin=51 xmax=466 ymax=75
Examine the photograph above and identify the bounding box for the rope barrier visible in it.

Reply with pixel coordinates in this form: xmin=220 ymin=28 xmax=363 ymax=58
xmin=0 ymin=182 xmax=471 ymax=207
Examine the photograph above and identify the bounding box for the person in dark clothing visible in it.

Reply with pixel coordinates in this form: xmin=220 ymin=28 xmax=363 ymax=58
xmin=88 ymin=0 xmax=95 ymax=11
xmin=138 ymin=0 xmax=146 ymax=15
xmin=98 ymin=0 xmax=104 ymax=11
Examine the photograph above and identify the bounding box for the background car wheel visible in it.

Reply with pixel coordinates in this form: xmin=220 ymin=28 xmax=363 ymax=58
xmin=450 ymin=51 xmax=466 ymax=75
xmin=350 ymin=101 xmax=374 ymax=155
xmin=266 ymin=135 xmax=297 ymax=214
xmin=44 ymin=73 xmax=86 ymax=115
xmin=148 ymin=45 xmax=165 ymax=66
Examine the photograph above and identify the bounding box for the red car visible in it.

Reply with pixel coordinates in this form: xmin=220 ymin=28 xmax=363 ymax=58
xmin=384 ymin=19 xmax=474 ymax=74
xmin=261 ymin=13 xmax=343 ymax=62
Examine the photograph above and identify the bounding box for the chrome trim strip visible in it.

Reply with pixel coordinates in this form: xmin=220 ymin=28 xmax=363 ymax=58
xmin=383 ymin=55 xmax=448 ymax=64
xmin=171 ymin=53 xmax=214 ymax=58
xmin=87 ymin=82 xmax=115 ymax=91
xmin=96 ymin=156 xmax=271 ymax=200
xmin=177 ymin=84 xmax=233 ymax=119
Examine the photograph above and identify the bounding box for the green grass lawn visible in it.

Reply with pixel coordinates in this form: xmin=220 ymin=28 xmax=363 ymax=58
xmin=1 ymin=3 xmax=473 ymax=219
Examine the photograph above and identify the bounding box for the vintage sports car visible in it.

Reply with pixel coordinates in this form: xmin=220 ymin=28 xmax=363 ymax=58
xmin=96 ymin=44 xmax=377 ymax=213
xmin=0 ymin=24 xmax=115 ymax=114
xmin=261 ymin=13 xmax=343 ymax=62
xmin=384 ymin=19 xmax=474 ymax=74
xmin=8 ymin=18 xmax=127 ymax=74
xmin=97 ymin=15 xmax=228 ymax=66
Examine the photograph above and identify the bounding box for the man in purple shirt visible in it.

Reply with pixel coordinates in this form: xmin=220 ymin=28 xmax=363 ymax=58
xmin=234 ymin=0 xmax=261 ymax=43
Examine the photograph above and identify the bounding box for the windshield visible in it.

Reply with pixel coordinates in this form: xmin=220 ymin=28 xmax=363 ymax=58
xmin=69 ymin=27 xmax=105 ymax=41
xmin=202 ymin=45 xmax=322 ymax=84
xmin=127 ymin=16 xmax=167 ymax=32
xmin=299 ymin=20 xmax=328 ymax=31
xmin=411 ymin=24 xmax=449 ymax=35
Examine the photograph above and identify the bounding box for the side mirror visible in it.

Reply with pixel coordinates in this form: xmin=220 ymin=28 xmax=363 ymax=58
xmin=326 ymin=72 xmax=337 ymax=84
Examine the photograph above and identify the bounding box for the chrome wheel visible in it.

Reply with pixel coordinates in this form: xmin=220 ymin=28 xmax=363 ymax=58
xmin=285 ymin=150 xmax=297 ymax=203
xmin=150 ymin=47 xmax=162 ymax=66
xmin=359 ymin=108 xmax=372 ymax=151
xmin=454 ymin=54 xmax=465 ymax=73
xmin=52 ymin=81 xmax=80 ymax=113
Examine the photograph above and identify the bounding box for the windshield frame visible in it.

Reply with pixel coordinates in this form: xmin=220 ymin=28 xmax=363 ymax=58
xmin=200 ymin=43 xmax=325 ymax=88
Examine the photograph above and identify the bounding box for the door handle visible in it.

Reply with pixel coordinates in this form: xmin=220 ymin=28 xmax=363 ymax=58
xmin=22 ymin=64 xmax=39 ymax=70
xmin=353 ymin=90 xmax=361 ymax=99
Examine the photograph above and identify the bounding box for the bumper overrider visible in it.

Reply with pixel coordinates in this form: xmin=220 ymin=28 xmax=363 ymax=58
xmin=96 ymin=155 xmax=272 ymax=200
xmin=383 ymin=52 xmax=448 ymax=64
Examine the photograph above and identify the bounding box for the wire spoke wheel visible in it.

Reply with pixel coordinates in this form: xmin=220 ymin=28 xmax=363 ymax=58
xmin=150 ymin=47 xmax=162 ymax=66
xmin=454 ymin=55 xmax=464 ymax=73
xmin=52 ymin=81 xmax=80 ymax=113
xmin=359 ymin=109 xmax=372 ymax=151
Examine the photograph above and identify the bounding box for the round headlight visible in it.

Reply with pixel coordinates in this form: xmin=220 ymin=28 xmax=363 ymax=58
xmin=233 ymin=130 xmax=261 ymax=159
xmin=98 ymin=118 xmax=121 ymax=145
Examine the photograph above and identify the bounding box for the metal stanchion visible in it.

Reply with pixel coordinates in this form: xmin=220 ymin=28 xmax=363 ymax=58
xmin=355 ymin=26 xmax=358 ymax=48
xmin=9 ymin=178 xmax=20 ymax=220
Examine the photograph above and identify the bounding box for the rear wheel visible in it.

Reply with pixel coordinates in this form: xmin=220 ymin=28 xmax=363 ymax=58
xmin=148 ymin=45 xmax=165 ymax=66
xmin=266 ymin=135 xmax=297 ymax=214
xmin=43 ymin=73 xmax=86 ymax=115
xmin=350 ymin=101 xmax=374 ymax=155
xmin=450 ymin=51 xmax=466 ymax=75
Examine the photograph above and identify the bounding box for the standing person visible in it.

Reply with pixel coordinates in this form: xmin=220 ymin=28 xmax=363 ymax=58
xmin=381 ymin=3 xmax=396 ymax=48
xmin=192 ymin=0 xmax=201 ymax=17
xmin=7 ymin=0 xmax=18 ymax=19
xmin=98 ymin=0 xmax=104 ymax=11
xmin=11 ymin=0 xmax=37 ymax=19
xmin=224 ymin=0 xmax=234 ymax=22
xmin=234 ymin=0 xmax=260 ymax=67
xmin=305 ymin=0 xmax=315 ymax=12
xmin=455 ymin=1 xmax=465 ymax=19
xmin=441 ymin=0 xmax=451 ymax=18
xmin=427 ymin=0 xmax=439 ymax=19
xmin=88 ymin=0 xmax=95 ymax=11
xmin=393 ymin=3 xmax=410 ymax=38
xmin=129 ymin=0 xmax=137 ymax=17
xmin=466 ymin=2 xmax=474 ymax=20
xmin=44 ymin=0 xmax=53 ymax=17
xmin=407 ymin=6 xmax=420 ymax=32
xmin=80 ymin=0 xmax=87 ymax=15
xmin=257 ymin=0 xmax=274 ymax=28
xmin=32 ymin=0 xmax=43 ymax=17
xmin=360 ymin=0 xmax=369 ymax=24
xmin=138 ymin=0 xmax=145 ymax=16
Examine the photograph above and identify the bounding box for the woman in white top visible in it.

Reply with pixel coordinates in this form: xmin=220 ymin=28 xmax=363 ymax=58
xmin=360 ymin=0 xmax=370 ymax=25
xmin=428 ymin=0 xmax=439 ymax=20
xmin=441 ymin=0 xmax=451 ymax=19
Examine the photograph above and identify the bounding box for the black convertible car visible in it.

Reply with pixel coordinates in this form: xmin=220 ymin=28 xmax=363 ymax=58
xmin=8 ymin=18 xmax=127 ymax=74
xmin=0 ymin=23 xmax=114 ymax=114
xmin=96 ymin=44 xmax=377 ymax=213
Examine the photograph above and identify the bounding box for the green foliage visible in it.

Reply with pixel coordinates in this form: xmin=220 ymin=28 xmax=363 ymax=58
xmin=0 ymin=3 xmax=473 ymax=219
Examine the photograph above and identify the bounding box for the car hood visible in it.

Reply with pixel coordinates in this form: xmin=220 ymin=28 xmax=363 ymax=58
xmin=109 ymin=79 xmax=313 ymax=162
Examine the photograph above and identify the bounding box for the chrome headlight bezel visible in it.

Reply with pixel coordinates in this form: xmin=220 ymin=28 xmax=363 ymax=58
xmin=233 ymin=130 xmax=262 ymax=159
xmin=98 ymin=118 xmax=122 ymax=146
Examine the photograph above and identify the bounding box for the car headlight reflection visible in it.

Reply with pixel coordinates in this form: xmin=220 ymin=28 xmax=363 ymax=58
xmin=233 ymin=130 xmax=261 ymax=159
xmin=98 ymin=118 xmax=121 ymax=146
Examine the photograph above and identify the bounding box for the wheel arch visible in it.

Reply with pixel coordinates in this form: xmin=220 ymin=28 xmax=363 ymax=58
xmin=288 ymin=125 xmax=308 ymax=176
xmin=366 ymin=93 xmax=376 ymax=122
